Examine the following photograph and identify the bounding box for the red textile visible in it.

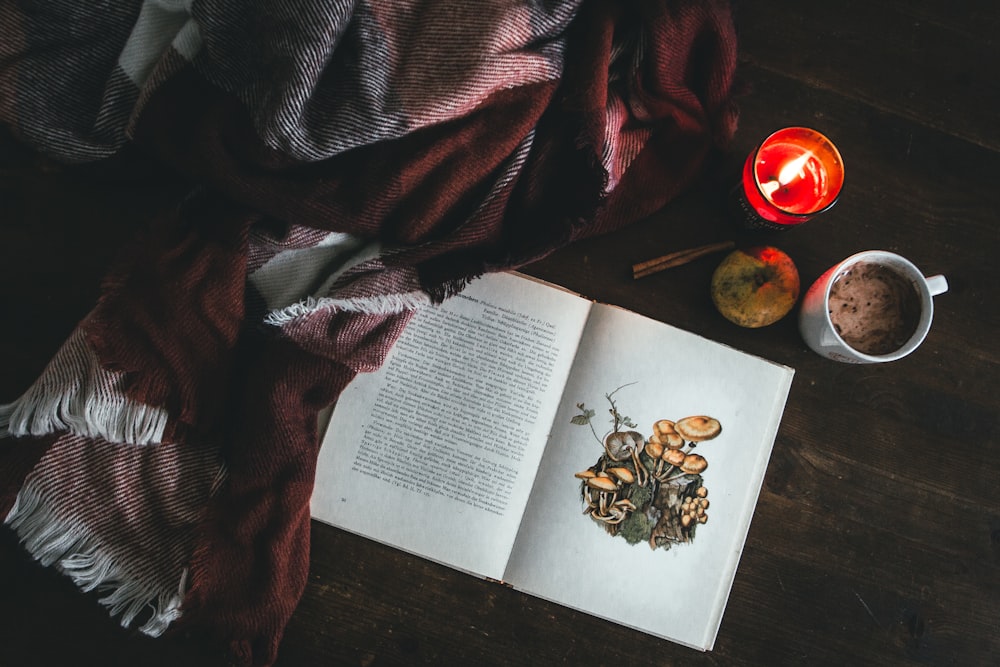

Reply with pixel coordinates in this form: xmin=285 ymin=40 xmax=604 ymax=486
xmin=0 ymin=2 xmax=739 ymax=664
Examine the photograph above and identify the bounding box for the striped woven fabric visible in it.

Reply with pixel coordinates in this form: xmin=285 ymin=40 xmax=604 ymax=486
xmin=0 ymin=1 xmax=738 ymax=664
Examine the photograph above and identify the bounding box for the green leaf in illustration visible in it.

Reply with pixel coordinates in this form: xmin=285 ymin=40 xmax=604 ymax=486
xmin=571 ymin=405 xmax=596 ymax=426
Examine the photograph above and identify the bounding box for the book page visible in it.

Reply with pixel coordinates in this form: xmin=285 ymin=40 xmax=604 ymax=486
xmin=503 ymin=303 xmax=793 ymax=650
xmin=311 ymin=272 xmax=591 ymax=580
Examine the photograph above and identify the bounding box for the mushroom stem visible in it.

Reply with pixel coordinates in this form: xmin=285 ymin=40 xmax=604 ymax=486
xmin=631 ymin=449 xmax=648 ymax=487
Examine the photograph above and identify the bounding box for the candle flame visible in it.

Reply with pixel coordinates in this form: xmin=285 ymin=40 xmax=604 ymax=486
xmin=778 ymin=152 xmax=812 ymax=184
xmin=760 ymin=151 xmax=814 ymax=198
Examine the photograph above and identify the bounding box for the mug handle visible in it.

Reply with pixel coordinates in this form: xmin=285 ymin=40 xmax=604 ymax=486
xmin=926 ymin=274 xmax=949 ymax=297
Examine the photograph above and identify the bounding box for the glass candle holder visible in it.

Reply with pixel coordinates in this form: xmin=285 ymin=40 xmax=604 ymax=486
xmin=731 ymin=127 xmax=845 ymax=231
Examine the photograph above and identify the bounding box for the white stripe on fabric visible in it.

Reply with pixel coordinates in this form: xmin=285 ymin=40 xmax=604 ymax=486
xmin=189 ymin=0 xmax=580 ymax=161
xmin=172 ymin=18 xmax=202 ymax=61
xmin=4 ymin=433 xmax=226 ymax=637
xmin=119 ymin=0 xmax=200 ymax=86
xmin=0 ymin=327 xmax=169 ymax=445
xmin=4 ymin=483 xmax=187 ymax=636
xmin=249 ymin=232 xmax=383 ymax=312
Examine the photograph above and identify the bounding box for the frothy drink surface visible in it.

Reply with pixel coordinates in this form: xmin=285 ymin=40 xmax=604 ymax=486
xmin=828 ymin=262 xmax=921 ymax=356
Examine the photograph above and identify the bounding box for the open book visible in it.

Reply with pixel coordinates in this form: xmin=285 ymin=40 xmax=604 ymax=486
xmin=311 ymin=271 xmax=794 ymax=651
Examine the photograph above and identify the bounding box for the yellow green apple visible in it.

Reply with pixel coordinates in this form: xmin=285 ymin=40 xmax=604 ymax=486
xmin=710 ymin=246 xmax=800 ymax=328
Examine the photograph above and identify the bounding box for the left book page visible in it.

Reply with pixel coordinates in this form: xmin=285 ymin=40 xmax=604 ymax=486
xmin=311 ymin=272 xmax=592 ymax=580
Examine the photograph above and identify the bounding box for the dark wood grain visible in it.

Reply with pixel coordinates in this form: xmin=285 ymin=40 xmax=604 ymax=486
xmin=1 ymin=2 xmax=998 ymax=666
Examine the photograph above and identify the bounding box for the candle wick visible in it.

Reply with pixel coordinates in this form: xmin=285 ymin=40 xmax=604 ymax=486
xmin=760 ymin=179 xmax=781 ymax=197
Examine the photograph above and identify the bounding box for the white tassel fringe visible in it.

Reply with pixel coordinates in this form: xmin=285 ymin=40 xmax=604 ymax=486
xmin=263 ymin=290 xmax=431 ymax=326
xmin=0 ymin=328 xmax=168 ymax=445
xmin=5 ymin=484 xmax=187 ymax=636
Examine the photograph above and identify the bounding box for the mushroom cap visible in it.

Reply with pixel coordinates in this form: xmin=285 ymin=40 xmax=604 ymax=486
xmin=650 ymin=431 xmax=685 ymax=450
xmin=663 ymin=448 xmax=686 ymax=467
xmin=604 ymin=430 xmax=645 ymax=460
xmin=574 ymin=470 xmax=597 ymax=479
xmin=586 ymin=476 xmax=618 ymax=492
xmin=653 ymin=419 xmax=677 ymax=437
xmin=607 ymin=467 xmax=635 ymax=484
xmin=680 ymin=453 xmax=709 ymax=474
xmin=644 ymin=441 xmax=664 ymax=460
xmin=674 ymin=416 xmax=722 ymax=442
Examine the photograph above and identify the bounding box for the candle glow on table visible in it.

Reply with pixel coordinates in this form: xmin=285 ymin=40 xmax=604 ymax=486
xmin=738 ymin=127 xmax=844 ymax=229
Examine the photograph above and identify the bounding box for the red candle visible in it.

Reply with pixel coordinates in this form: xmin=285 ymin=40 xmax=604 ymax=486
xmin=735 ymin=127 xmax=844 ymax=230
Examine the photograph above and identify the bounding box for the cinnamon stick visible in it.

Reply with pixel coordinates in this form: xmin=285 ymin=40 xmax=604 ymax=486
xmin=632 ymin=240 xmax=736 ymax=279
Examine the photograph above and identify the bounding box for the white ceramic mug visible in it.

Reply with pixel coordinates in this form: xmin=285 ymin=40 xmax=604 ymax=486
xmin=798 ymin=250 xmax=948 ymax=363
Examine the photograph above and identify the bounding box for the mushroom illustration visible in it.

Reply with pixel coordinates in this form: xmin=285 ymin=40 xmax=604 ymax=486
xmin=649 ymin=431 xmax=685 ymax=450
xmin=652 ymin=420 xmax=686 ymax=449
xmin=572 ymin=400 xmax=722 ymax=548
xmin=674 ymin=416 xmax=722 ymax=443
xmin=607 ymin=467 xmax=635 ymax=484
xmin=629 ymin=447 xmax=649 ymax=487
xmin=615 ymin=498 xmax=637 ymax=512
xmin=648 ymin=446 xmax=688 ymax=480
xmin=653 ymin=419 xmax=677 ymax=435
xmin=582 ymin=471 xmax=642 ymax=526
xmin=663 ymin=448 xmax=686 ymax=467
xmin=645 ymin=440 xmax=664 ymax=460
xmin=604 ymin=430 xmax=645 ymax=461
xmin=680 ymin=453 xmax=708 ymax=475
xmin=680 ymin=492 xmax=710 ymax=531
xmin=586 ymin=476 xmax=618 ymax=492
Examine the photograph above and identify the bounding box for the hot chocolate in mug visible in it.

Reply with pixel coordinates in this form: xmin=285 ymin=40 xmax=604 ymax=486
xmin=798 ymin=250 xmax=948 ymax=363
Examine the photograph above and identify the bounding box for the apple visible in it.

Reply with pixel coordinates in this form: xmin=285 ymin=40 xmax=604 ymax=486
xmin=710 ymin=246 xmax=800 ymax=328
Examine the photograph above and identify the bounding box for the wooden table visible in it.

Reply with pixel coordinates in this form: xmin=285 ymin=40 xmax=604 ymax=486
xmin=2 ymin=2 xmax=997 ymax=665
